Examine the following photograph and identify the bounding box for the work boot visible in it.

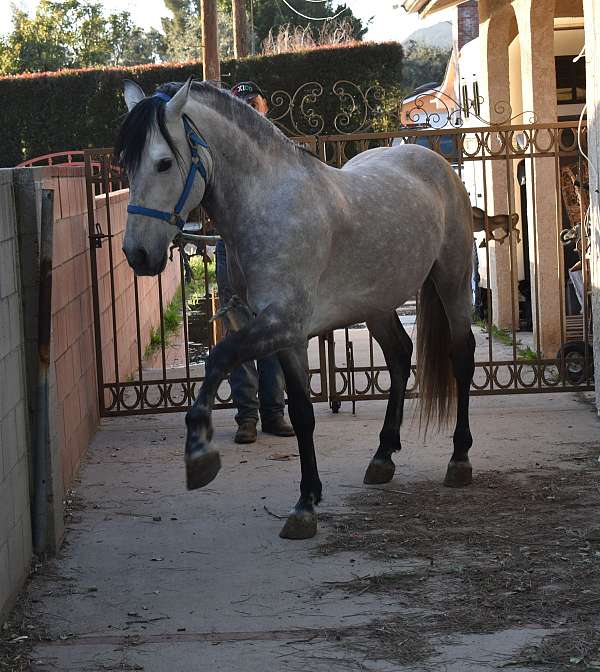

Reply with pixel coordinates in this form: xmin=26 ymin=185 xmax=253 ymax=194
xmin=234 ymin=421 xmax=257 ymax=444
xmin=261 ymin=416 xmax=295 ymax=437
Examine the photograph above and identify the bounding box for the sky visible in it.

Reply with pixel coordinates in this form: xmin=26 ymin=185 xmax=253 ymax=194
xmin=0 ymin=0 xmax=454 ymax=42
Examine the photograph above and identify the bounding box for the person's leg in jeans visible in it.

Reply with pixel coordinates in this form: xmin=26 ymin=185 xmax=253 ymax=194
xmin=214 ymin=240 xmax=259 ymax=441
xmin=256 ymin=355 xmax=294 ymax=437
xmin=215 ymin=240 xmax=294 ymax=438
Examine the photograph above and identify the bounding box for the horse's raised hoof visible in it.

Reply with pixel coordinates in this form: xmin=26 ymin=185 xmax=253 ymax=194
xmin=444 ymin=460 xmax=472 ymax=488
xmin=363 ymin=458 xmax=395 ymax=485
xmin=186 ymin=449 xmax=221 ymax=490
xmin=279 ymin=510 xmax=318 ymax=540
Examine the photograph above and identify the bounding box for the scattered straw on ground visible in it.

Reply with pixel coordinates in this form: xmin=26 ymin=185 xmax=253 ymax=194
xmin=0 ymin=581 xmax=48 ymax=672
xmin=318 ymin=446 xmax=600 ymax=669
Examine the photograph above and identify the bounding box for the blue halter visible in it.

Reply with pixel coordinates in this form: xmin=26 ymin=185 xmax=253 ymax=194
xmin=127 ymin=91 xmax=210 ymax=230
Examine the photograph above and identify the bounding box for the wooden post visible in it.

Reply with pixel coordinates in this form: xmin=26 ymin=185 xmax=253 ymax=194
xmin=201 ymin=0 xmax=220 ymax=82
xmin=232 ymin=0 xmax=249 ymax=58
xmin=584 ymin=0 xmax=600 ymax=412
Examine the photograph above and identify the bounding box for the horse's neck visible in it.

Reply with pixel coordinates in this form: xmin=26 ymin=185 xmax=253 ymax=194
xmin=190 ymin=99 xmax=306 ymax=240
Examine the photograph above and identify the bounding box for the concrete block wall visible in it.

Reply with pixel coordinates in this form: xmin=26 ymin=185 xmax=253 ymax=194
xmin=0 ymin=170 xmax=32 ymax=620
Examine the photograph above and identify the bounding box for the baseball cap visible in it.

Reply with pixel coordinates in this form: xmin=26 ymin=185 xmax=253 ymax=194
xmin=231 ymin=81 xmax=264 ymax=101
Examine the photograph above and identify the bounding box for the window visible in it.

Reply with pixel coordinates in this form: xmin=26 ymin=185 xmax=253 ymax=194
xmin=556 ymin=55 xmax=586 ymax=105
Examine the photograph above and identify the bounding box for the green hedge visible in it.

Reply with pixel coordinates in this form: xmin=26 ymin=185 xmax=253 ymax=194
xmin=0 ymin=42 xmax=403 ymax=167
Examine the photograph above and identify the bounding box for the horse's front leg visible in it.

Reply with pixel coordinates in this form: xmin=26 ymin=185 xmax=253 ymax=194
xmin=184 ymin=306 xmax=302 ymax=490
xmin=277 ymin=344 xmax=321 ymax=540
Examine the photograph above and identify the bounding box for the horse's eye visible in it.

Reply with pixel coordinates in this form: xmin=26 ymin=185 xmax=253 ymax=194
xmin=157 ymin=158 xmax=172 ymax=173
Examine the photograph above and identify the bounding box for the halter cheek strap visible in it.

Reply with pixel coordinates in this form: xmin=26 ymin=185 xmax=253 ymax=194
xmin=127 ymin=92 xmax=210 ymax=231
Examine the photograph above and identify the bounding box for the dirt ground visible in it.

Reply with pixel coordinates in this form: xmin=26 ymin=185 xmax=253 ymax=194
xmin=2 ymin=392 xmax=600 ymax=671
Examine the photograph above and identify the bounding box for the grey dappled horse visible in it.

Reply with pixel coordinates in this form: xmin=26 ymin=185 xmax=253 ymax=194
xmin=116 ymin=79 xmax=476 ymax=540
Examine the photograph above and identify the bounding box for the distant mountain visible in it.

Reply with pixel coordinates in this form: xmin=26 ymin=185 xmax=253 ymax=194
xmin=401 ymin=21 xmax=453 ymax=49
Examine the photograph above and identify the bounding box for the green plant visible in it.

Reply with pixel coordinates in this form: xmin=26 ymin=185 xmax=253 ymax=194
xmin=144 ymin=325 xmax=162 ymax=359
xmin=518 ymin=346 xmax=537 ymax=362
xmin=474 ymin=318 xmax=540 ymax=361
xmin=142 ymin=254 xmax=216 ymax=359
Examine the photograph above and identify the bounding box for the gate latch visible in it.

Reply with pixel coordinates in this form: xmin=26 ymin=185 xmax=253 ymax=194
xmin=90 ymin=222 xmax=110 ymax=249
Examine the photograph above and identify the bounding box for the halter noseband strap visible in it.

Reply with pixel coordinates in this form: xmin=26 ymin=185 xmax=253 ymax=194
xmin=127 ymin=91 xmax=209 ymax=230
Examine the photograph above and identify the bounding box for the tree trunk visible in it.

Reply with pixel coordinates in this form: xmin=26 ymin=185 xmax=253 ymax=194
xmin=232 ymin=0 xmax=249 ymax=58
xmin=201 ymin=0 xmax=220 ymax=82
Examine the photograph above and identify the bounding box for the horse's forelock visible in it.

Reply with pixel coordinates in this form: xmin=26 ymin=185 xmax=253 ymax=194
xmin=114 ymin=93 xmax=183 ymax=176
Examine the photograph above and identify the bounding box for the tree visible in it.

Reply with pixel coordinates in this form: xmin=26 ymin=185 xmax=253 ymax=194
xmin=0 ymin=0 xmax=164 ymax=75
xmin=401 ymin=40 xmax=452 ymax=94
xmin=160 ymin=0 xmax=203 ymax=62
xmin=158 ymin=0 xmax=233 ymax=62
xmin=107 ymin=12 xmax=166 ymax=66
xmin=1 ymin=2 xmax=77 ymax=74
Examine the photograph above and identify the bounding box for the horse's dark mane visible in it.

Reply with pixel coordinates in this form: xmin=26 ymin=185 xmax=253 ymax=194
xmin=114 ymin=80 xmax=315 ymax=175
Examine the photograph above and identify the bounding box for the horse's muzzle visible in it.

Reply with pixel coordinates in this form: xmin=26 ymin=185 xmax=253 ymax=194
xmin=122 ymin=245 xmax=167 ymax=276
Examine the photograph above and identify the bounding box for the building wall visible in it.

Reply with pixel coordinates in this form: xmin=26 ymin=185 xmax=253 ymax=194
xmin=0 ymin=170 xmax=32 ymax=621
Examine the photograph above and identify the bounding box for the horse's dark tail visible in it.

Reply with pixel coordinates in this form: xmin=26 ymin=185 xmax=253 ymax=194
xmin=416 ymin=274 xmax=456 ymax=434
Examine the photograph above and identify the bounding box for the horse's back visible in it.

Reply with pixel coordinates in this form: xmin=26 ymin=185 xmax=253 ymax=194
xmin=306 ymin=143 xmax=472 ymax=335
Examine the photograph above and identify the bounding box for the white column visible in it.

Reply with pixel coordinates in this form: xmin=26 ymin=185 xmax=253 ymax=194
xmin=514 ymin=0 xmax=562 ymax=356
xmin=478 ymin=1 xmax=519 ymax=329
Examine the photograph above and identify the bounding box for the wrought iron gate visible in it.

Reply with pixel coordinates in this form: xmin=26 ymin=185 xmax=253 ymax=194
xmin=85 ymin=120 xmax=594 ymax=417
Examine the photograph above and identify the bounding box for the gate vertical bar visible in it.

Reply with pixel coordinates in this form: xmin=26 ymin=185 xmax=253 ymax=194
xmin=84 ymin=151 xmax=106 ymax=415
xmin=101 ymin=154 xmax=121 ymax=410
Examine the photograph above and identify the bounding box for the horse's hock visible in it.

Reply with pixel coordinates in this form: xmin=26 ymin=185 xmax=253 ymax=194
xmin=84 ymin=120 xmax=593 ymax=419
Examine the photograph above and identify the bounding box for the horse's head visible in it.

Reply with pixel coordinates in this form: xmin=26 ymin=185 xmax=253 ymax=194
xmin=117 ymin=79 xmax=210 ymax=276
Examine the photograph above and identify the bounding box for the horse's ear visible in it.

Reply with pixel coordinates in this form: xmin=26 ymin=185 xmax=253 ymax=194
xmin=166 ymin=77 xmax=193 ymax=119
xmin=123 ymin=80 xmax=146 ymax=111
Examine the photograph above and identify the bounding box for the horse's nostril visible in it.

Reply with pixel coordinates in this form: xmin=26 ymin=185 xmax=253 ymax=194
xmin=123 ymin=245 xmax=147 ymax=269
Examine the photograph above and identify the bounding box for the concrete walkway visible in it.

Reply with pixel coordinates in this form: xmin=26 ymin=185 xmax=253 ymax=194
xmin=27 ymin=392 xmax=599 ymax=671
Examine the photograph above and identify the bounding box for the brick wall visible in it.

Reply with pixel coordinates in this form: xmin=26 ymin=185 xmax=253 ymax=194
xmin=0 ymin=170 xmax=32 ymax=620
xmin=455 ymin=0 xmax=480 ymax=52
xmin=40 ymin=167 xmax=99 ymax=492
xmin=39 ymin=169 xmax=180 ymax=489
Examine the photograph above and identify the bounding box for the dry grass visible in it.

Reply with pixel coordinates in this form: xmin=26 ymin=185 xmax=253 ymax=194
xmin=0 ymin=585 xmax=48 ymax=672
xmin=261 ymin=19 xmax=359 ymax=55
xmin=318 ymin=448 xmax=600 ymax=668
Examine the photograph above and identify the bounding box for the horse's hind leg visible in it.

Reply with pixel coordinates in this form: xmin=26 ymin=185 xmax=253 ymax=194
xmin=363 ymin=312 xmax=413 ymax=484
xmin=445 ymin=327 xmax=475 ymax=487
xmin=277 ymin=343 xmax=321 ymax=539
xmin=430 ymin=271 xmax=476 ymax=487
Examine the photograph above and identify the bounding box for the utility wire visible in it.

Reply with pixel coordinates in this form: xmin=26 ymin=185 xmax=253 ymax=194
xmin=279 ymin=0 xmax=349 ymax=21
